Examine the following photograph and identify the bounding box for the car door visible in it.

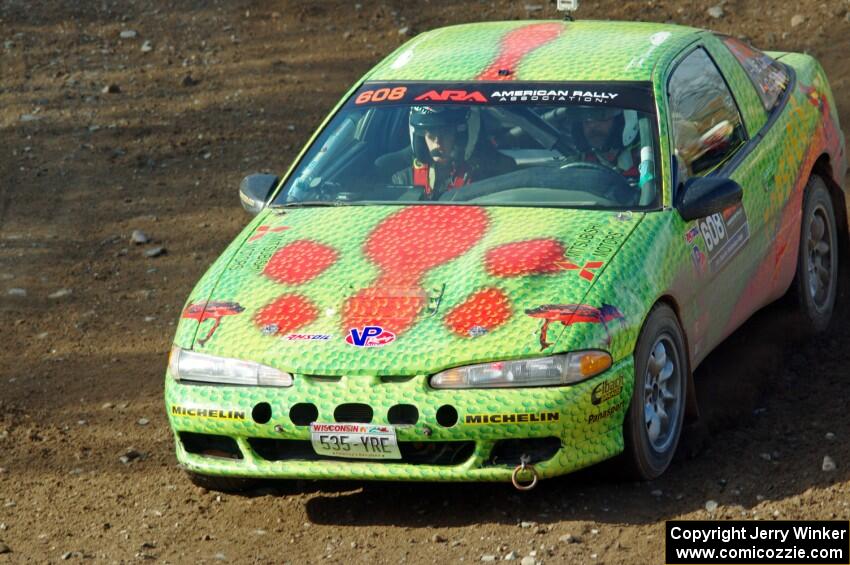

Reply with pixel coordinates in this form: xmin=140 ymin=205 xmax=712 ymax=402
xmin=665 ymin=44 xmax=773 ymax=363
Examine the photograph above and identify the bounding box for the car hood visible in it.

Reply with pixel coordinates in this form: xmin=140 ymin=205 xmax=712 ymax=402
xmin=178 ymin=205 xmax=642 ymax=375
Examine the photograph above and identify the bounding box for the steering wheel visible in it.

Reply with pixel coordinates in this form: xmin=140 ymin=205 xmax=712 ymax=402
xmin=559 ymin=161 xmax=635 ymax=204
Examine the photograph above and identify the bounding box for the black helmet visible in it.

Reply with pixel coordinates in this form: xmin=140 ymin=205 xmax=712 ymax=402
xmin=409 ymin=106 xmax=479 ymax=163
xmin=571 ymin=106 xmax=638 ymax=152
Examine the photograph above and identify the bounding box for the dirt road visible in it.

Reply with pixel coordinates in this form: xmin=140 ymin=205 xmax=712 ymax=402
xmin=1 ymin=1 xmax=849 ymax=562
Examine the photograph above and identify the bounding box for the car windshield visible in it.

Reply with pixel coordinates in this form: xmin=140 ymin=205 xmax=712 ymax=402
xmin=272 ymin=82 xmax=660 ymax=210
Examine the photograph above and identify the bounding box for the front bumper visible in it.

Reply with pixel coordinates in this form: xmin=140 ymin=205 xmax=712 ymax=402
xmin=164 ymin=358 xmax=633 ymax=483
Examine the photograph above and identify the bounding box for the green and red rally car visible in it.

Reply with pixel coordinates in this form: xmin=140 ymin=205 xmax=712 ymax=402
xmin=166 ymin=18 xmax=847 ymax=490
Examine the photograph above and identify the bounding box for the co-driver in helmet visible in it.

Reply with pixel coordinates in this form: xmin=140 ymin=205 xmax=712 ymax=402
xmin=392 ymin=106 xmax=515 ymax=198
xmin=569 ymin=106 xmax=654 ymax=191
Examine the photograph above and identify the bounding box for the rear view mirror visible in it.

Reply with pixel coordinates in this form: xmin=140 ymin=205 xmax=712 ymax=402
xmin=239 ymin=173 xmax=279 ymax=216
xmin=676 ymin=176 xmax=742 ymax=221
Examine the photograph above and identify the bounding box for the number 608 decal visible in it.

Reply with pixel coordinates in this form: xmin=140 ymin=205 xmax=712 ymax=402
xmin=355 ymin=86 xmax=407 ymax=105
xmin=699 ymin=213 xmax=727 ymax=252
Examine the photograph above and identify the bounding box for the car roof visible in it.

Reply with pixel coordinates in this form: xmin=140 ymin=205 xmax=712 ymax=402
xmin=367 ymin=20 xmax=702 ymax=83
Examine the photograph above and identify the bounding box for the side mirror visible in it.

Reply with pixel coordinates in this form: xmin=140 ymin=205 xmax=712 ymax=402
xmin=676 ymin=177 xmax=743 ymax=221
xmin=239 ymin=173 xmax=279 ymax=216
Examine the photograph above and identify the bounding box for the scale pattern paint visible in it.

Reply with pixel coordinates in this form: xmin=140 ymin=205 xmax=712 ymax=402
xmin=166 ymin=20 xmax=846 ymax=483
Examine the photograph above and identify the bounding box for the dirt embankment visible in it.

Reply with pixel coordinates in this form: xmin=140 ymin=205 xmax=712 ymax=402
xmin=1 ymin=1 xmax=849 ymax=563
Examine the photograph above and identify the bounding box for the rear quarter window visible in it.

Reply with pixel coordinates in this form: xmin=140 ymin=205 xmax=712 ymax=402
xmin=720 ymin=36 xmax=790 ymax=111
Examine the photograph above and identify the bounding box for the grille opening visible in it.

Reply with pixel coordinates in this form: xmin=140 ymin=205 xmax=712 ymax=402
xmin=387 ymin=404 xmax=419 ymax=425
xmin=306 ymin=375 xmax=342 ymax=383
xmin=380 ymin=375 xmax=416 ymax=384
xmin=485 ymin=437 xmax=561 ymax=467
xmin=435 ymin=405 xmax=458 ymax=428
xmin=179 ymin=432 xmax=243 ymax=460
xmin=248 ymin=438 xmax=474 ymax=465
xmin=289 ymin=403 xmax=318 ymax=426
xmin=334 ymin=403 xmax=373 ymax=423
xmin=252 ymin=402 xmax=272 ymax=424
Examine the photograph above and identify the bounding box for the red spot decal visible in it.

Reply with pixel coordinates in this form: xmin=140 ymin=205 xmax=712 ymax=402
xmin=343 ymin=287 xmax=426 ymax=335
xmin=477 ymin=23 xmax=563 ymax=81
xmin=344 ymin=206 xmax=489 ymax=335
xmin=263 ymin=240 xmax=338 ymax=285
xmin=254 ymin=295 xmax=318 ymax=335
xmin=445 ymin=288 xmax=512 ymax=337
xmin=485 ymin=238 xmax=566 ymax=277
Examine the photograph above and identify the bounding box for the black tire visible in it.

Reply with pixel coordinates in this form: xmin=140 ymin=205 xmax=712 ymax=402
xmin=622 ymin=303 xmax=688 ymax=480
xmin=790 ymin=176 xmax=839 ymax=334
xmin=185 ymin=471 xmax=259 ymax=493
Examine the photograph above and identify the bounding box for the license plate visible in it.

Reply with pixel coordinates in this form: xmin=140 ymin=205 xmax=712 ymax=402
xmin=310 ymin=422 xmax=401 ymax=460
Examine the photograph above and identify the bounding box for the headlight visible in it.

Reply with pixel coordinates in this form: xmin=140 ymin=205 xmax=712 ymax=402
xmin=430 ymin=351 xmax=611 ymax=389
xmin=168 ymin=346 xmax=293 ymax=387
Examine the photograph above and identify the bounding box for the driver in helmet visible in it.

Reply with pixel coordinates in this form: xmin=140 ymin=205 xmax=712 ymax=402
xmin=571 ymin=107 xmax=654 ymax=190
xmin=392 ymin=106 xmax=515 ymax=198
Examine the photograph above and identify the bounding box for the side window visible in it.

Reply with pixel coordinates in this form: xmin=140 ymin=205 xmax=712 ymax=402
xmin=721 ymin=36 xmax=790 ymax=111
xmin=668 ymin=48 xmax=747 ymax=180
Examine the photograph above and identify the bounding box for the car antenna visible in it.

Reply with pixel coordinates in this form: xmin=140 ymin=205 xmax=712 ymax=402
xmin=556 ymin=0 xmax=579 ymax=21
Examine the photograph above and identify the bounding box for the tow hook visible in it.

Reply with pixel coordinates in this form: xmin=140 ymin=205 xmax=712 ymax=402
xmin=511 ymin=454 xmax=538 ymax=491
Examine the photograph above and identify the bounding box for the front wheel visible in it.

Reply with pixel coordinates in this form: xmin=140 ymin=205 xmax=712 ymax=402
xmin=622 ymin=303 xmax=688 ymax=480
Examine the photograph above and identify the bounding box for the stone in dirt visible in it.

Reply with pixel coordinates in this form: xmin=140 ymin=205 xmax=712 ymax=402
xmin=707 ymin=5 xmax=724 ymax=18
xmin=7 ymin=288 xmax=26 ymax=297
xmin=481 ymin=556 xmax=497 ymax=563
xmin=119 ymin=30 xmax=138 ymax=39
xmin=119 ymin=449 xmax=145 ymax=465
xmin=705 ymin=500 xmax=719 ymax=512
xmin=102 ymin=84 xmax=121 ymax=94
xmin=791 ymin=14 xmax=806 ymax=27
xmin=131 ymin=230 xmax=150 ymax=244
xmin=144 ymin=247 xmax=166 ymax=258
xmin=823 ymin=456 xmax=837 ymax=472
xmin=520 ymin=557 xmax=536 ymax=565
xmin=141 ymin=40 xmax=153 ymax=53
xmin=48 ymin=289 xmax=72 ymax=299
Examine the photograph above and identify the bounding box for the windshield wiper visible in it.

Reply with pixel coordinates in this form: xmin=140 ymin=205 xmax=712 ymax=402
xmin=270 ymin=200 xmax=350 ymax=208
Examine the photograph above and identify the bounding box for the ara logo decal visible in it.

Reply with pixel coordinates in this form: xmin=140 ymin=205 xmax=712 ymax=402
xmin=345 ymin=326 xmax=396 ymax=347
xmin=414 ymin=90 xmax=487 ymax=103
